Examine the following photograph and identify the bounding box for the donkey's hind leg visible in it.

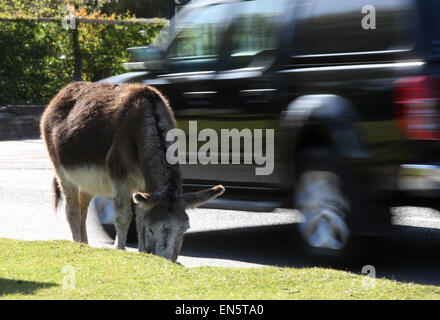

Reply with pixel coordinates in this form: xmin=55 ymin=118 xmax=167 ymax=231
xmin=59 ymin=179 xmax=81 ymax=242
xmin=78 ymin=190 xmax=93 ymax=243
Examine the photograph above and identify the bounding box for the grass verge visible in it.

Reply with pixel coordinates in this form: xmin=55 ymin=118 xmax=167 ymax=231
xmin=0 ymin=238 xmax=439 ymax=299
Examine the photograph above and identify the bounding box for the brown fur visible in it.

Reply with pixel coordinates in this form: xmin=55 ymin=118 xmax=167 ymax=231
xmin=41 ymin=81 xmax=225 ymax=259
xmin=41 ymin=82 xmax=179 ymax=198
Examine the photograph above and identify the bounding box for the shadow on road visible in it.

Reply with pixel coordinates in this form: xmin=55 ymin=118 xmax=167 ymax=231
xmin=180 ymin=223 xmax=440 ymax=286
xmin=181 ymin=224 xmax=305 ymax=267
xmin=0 ymin=278 xmax=58 ymax=296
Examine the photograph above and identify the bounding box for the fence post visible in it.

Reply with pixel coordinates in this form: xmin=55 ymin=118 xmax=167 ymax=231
xmin=71 ymin=17 xmax=82 ymax=81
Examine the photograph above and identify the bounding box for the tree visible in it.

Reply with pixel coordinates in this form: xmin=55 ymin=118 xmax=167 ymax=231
xmin=0 ymin=0 xmax=112 ymax=17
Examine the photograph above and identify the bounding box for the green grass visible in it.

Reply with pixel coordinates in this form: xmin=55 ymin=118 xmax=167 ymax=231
xmin=0 ymin=238 xmax=439 ymax=300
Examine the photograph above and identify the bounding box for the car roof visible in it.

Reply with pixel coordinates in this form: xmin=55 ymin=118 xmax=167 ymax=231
xmin=184 ymin=0 xmax=245 ymax=10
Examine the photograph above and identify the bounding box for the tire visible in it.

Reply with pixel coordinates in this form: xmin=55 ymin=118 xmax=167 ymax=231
xmin=101 ymin=218 xmax=138 ymax=243
xmin=294 ymin=147 xmax=363 ymax=266
xmin=95 ymin=196 xmax=138 ymax=243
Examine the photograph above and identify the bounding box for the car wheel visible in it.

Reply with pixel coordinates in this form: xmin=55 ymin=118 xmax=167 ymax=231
xmin=93 ymin=196 xmax=138 ymax=243
xmin=294 ymin=147 xmax=361 ymax=265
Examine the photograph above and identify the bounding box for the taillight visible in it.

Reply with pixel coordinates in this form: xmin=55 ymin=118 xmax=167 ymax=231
xmin=394 ymin=76 xmax=440 ymax=140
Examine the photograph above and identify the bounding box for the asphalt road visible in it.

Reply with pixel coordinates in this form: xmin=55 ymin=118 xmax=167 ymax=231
xmin=2 ymin=139 xmax=440 ymax=286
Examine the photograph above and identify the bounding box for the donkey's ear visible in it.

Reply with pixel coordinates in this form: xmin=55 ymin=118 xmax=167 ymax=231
xmin=132 ymin=192 xmax=161 ymax=208
xmin=181 ymin=185 xmax=225 ymax=209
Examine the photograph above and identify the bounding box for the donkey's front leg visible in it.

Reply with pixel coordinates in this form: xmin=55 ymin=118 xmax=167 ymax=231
xmin=112 ymin=192 xmax=133 ymax=250
xmin=136 ymin=210 xmax=147 ymax=253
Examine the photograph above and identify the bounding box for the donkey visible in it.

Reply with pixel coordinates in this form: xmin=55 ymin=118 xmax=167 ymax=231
xmin=40 ymin=82 xmax=225 ymax=261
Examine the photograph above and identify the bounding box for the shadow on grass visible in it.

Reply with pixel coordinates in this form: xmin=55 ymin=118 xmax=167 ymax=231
xmin=0 ymin=278 xmax=58 ymax=296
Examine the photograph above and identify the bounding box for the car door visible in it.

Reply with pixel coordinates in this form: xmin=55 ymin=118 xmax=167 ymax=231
xmin=145 ymin=2 xmax=235 ymax=185
xmin=212 ymin=0 xmax=293 ymax=185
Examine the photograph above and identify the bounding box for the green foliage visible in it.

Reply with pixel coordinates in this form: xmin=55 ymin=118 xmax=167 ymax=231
xmin=0 ymin=14 xmax=166 ymax=104
xmin=0 ymin=0 xmax=112 ymax=18
xmin=77 ymin=15 xmax=165 ymax=82
xmin=0 ymin=20 xmax=71 ymax=104
xmin=0 ymin=0 xmax=170 ymax=19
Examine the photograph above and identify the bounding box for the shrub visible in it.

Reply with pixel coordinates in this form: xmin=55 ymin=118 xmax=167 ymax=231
xmin=0 ymin=3 xmax=166 ymax=104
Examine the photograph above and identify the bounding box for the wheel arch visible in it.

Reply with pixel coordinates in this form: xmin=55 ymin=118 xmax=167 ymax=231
xmin=279 ymin=94 xmax=368 ymax=185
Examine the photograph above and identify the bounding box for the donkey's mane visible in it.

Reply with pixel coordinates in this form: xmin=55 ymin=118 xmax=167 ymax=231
xmin=110 ymin=82 xmax=182 ymax=202
xmin=144 ymin=85 xmax=182 ymax=204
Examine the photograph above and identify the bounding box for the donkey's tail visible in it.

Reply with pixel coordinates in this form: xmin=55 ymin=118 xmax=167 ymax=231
xmin=52 ymin=177 xmax=62 ymax=210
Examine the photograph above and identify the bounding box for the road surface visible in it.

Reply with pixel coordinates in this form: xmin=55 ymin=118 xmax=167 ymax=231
xmin=1 ymin=139 xmax=440 ymax=286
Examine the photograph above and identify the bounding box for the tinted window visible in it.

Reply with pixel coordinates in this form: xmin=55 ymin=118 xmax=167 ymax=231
xmin=167 ymin=4 xmax=230 ymax=60
xmin=228 ymin=0 xmax=289 ymax=58
xmin=294 ymin=0 xmax=414 ymax=55
xmin=417 ymin=0 xmax=440 ymax=53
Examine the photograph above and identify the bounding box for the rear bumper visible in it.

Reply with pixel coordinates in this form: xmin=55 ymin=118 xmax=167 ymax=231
xmin=398 ymin=163 xmax=440 ymax=197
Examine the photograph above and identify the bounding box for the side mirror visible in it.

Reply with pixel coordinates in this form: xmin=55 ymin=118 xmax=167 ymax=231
xmin=123 ymin=46 xmax=165 ymax=71
xmin=248 ymin=49 xmax=277 ymax=69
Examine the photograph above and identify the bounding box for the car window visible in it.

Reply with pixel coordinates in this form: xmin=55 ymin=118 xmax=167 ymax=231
xmin=167 ymin=3 xmax=230 ymax=61
xmin=293 ymin=0 xmax=414 ymax=56
xmin=228 ymin=0 xmax=288 ymax=58
xmin=417 ymin=0 xmax=440 ymax=54
xmin=221 ymin=0 xmax=294 ymax=70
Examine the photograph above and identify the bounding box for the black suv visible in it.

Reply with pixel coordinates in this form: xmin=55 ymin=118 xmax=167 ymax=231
xmin=102 ymin=0 xmax=440 ymax=263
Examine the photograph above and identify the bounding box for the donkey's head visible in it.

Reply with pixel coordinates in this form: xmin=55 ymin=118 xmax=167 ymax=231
xmin=133 ymin=185 xmax=225 ymax=262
